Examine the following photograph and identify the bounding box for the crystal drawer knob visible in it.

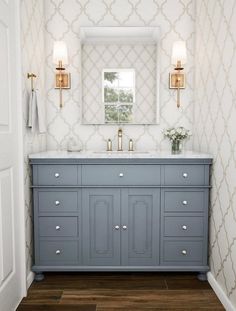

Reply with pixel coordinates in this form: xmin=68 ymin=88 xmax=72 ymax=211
xmin=55 ymin=173 xmax=60 ymax=178
xmin=182 ymin=250 xmax=187 ymax=255
xmin=56 ymin=226 xmax=60 ymax=230
xmin=119 ymin=173 xmax=124 ymax=177
xmin=56 ymin=250 xmax=61 ymax=255
xmin=122 ymin=225 xmax=127 ymax=230
xmin=182 ymin=200 xmax=188 ymax=205
xmin=183 ymin=173 xmax=188 ymax=178
xmin=55 ymin=200 xmax=60 ymax=206
xmin=182 ymin=225 xmax=187 ymax=230
xmin=115 ymin=225 xmax=120 ymax=230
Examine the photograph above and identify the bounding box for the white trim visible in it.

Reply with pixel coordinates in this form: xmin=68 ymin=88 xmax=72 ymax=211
xmin=207 ymin=272 xmax=236 ymax=311
xmin=27 ymin=271 xmax=35 ymax=289
xmin=80 ymin=27 xmax=160 ymax=45
xmin=15 ymin=0 xmax=27 ymax=298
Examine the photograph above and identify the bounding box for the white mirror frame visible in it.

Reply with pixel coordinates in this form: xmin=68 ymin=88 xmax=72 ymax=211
xmin=79 ymin=26 xmax=161 ymax=125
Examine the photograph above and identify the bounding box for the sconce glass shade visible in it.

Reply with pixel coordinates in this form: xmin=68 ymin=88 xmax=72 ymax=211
xmin=53 ymin=41 xmax=68 ymax=65
xmin=171 ymin=41 xmax=187 ymax=65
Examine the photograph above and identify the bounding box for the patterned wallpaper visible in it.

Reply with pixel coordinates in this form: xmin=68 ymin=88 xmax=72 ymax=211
xmin=194 ymin=0 xmax=236 ymax=308
xmin=82 ymin=43 xmax=157 ymax=124
xmin=44 ymin=0 xmax=195 ymax=152
xmin=20 ymin=0 xmax=46 ymax=277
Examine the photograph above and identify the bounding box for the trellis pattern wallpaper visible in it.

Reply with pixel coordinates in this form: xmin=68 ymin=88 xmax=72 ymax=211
xmin=44 ymin=0 xmax=195 ymax=152
xmin=194 ymin=0 xmax=236 ymax=308
xmin=82 ymin=43 xmax=157 ymax=124
xmin=20 ymin=0 xmax=46 ymax=277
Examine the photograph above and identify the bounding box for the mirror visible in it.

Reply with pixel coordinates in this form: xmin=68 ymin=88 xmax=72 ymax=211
xmin=80 ymin=27 xmax=160 ymax=125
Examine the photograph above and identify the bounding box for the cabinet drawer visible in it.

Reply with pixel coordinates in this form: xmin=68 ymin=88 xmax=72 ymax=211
xmin=163 ymin=241 xmax=203 ymax=263
xmin=164 ymin=216 xmax=204 ymax=237
xmin=39 ymin=217 xmax=78 ymax=237
xmin=163 ymin=190 xmax=206 ymax=212
xmin=82 ymin=165 xmax=160 ymax=186
xmin=35 ymin=165 xmax=79 ymax=185
xmin=164 ymin=165 xmax=205 ymax=186
xmin=39 ymin=241 xmax=78 ymax=262
xmin=38 ymin=190 xmax=78 ymax=213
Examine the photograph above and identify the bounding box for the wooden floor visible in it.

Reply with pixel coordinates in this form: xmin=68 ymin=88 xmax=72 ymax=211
xmin=17 ymin=272 xmax=225 ymax=311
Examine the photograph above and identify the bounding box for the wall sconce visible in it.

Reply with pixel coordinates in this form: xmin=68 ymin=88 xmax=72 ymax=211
xmin=53 ymin=41 xmax=71 ymax=108
xmin=169 ymin=41 xmax=187 ymax=108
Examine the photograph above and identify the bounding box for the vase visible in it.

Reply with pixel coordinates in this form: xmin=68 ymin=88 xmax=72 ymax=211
xmin=171 ymin=140 xmax=181 ymax=154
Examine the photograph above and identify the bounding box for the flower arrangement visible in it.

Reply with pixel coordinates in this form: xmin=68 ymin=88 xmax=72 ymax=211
xmin=163 ymin=127 xmax=190 ymax=153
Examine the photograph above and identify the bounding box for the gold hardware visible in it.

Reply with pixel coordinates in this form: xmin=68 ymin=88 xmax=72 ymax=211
xmin=107 ymin=139 xmax=112 ymax=151
xmin=128 ymin=139 xmax=134 ymax=151
xmin=54 ymin=60 xmax=71 ymax=108
xmin=117 ymin=128 xmax=123 ymax=151
xmin=170 ymin=40 xmax=187 ymax=108
xmin=169 ymin=61 xmax=186 ymax=108
xmin=27 ymin=73 xmax=37 ymax=91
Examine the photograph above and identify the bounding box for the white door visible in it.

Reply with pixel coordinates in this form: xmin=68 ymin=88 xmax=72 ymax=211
xmin=0 ymin=0 xmax=26 ymax=310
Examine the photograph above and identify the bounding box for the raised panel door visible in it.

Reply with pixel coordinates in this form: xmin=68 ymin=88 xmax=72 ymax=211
xmin=82 ymin=188 xmax=120 ymax=265
xmin=121 ymin=188 xmax=160 ymax=266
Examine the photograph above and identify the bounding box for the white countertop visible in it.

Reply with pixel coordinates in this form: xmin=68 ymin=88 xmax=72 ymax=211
xmin=29 ymin=150 xmax=213 ymax=159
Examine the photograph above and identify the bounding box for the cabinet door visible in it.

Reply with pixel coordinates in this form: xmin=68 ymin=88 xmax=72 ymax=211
xmin=82 ymin=188 xmax=120 ymax=265
xmin=121 ymin=188 xmax=160 ymax=266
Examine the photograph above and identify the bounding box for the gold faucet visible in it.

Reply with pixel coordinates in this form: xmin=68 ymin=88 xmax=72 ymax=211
xmin=117 ymin=128 xmax=123 ymax=151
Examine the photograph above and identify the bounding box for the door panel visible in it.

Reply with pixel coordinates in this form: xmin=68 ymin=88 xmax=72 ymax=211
xmin=82 ymin=189 xmax=120 ymax=265
xmin=0 ymin=169 xmax=14 ymax=284
xmin=0 ymin=0 xmax=25 ymax=309
xmin=121 ymin=188 xmax=160 ymax=266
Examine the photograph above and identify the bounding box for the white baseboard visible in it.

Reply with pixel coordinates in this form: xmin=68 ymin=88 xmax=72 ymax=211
xmin=207 ymin=272 xmax=235 ymax=311
xmin=26 ymin=271 xmax=35 ymax=289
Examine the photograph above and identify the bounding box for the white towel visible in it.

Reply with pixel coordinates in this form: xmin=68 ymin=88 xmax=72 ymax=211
xmin=27 ymin=89 xmax=46 ymax=133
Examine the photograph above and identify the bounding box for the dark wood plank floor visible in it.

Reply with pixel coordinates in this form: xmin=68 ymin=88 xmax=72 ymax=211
xmin=17 ymin=272 xmax=225 ymax=311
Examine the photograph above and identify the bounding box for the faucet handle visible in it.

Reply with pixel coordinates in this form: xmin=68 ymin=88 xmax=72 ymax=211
xmin=107 ymin=139 xmax=112 ymax=151
xmin=128 ymin=139 xmax=134 ymax=152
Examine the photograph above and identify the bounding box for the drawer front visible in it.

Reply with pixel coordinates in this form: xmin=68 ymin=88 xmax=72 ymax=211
xmin=38 ymin=190 xmax=78 ymax=213
xmin=164 ymin=165 xmax=205 ymax=186
xmin=36 ymin=165 xmax=79 ymax=185
xmin=163 ymin=241 xmax=203 ymax=263
xmin=82 ymin=165 xmax=160 ymax=186
xmin=163 ymin=190 xmax=205 ymax=212
xmin=39 ymin=217 xmax=78 ymax=237
xmin=39 ymin=240 xmax=78 ymax=262
xmin=164 ymin=216 xmax=204 ymax=237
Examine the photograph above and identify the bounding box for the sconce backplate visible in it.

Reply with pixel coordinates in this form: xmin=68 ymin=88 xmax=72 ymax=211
xmin=169 ymin=72 xmax=185 ymax=89
xmin=55 ymin=73 xmax=71 ymax=89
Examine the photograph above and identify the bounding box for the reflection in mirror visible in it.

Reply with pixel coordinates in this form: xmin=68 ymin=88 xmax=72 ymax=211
xmin=80 ymin=27 xmax=160 ymax=125
xmin=103 ymin=69 xmax=135 ymax=123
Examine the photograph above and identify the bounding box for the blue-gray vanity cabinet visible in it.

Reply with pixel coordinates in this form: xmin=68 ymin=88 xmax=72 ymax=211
xmin=121 ymin=188 xmax=160 ymax=266
xmin=30 ymin=157 xmax=212 ymax=281
xmin=82 ymin=188 xmax=121 ymax=266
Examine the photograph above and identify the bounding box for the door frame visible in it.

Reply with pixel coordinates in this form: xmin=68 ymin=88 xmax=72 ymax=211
xmin=13 ymin=0 xmax=27 ymax=298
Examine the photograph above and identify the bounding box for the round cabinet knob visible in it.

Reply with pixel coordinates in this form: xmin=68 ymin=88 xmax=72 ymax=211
xmin=119 ymin=173 xmax=124 ymax=177
xmin=115 ymin=225 xmax=120 ymax=230
xmin=55 ymin=200 xmax=60 ymax=206
xmin=56 ymin=250 xmax=61 ymax=255
xmin=122 ymin=225 xmax=127 ymax=230
xmin=182 ymin=200 xmax=188 ymax=205
xmin=182 ymin=249 xmax=187 ymax=255
xmin=55 ymin=173 xmax=60 ymax=178
xmin=56 ymin=226 xmax=61 ymax=230
xmin=182 ymin=225 xmax=187 ymax=230
xmin=183 ymin=173 xmax=188 ymax=178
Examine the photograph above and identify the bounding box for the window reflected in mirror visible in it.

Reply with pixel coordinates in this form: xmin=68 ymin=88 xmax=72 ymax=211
xmin=103 ymin=69 xmax=135 ymax=123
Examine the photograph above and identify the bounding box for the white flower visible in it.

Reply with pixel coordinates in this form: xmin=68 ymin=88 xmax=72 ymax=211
xmin=170 ymin=129 xmax=175 ymax=135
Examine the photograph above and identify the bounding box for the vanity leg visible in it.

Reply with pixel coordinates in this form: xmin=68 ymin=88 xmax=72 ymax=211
xmin=197 ymin=272 xmax=207 ymax=281
xmin=34 ymin=272 xmax=44 ymax=282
